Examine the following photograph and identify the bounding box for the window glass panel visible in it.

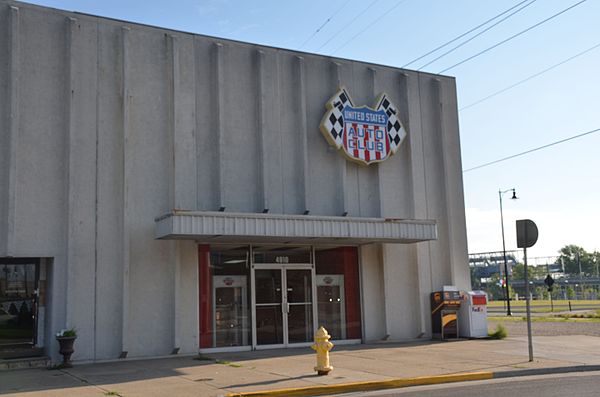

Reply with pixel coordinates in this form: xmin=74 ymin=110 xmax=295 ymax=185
xmin=286 ymin=270 xmax=312 ymax=303
xmin=256 ymin=305 xmax=283 ymax=345
xmin=315 ymin=247 xmax=361 ymax=340
xmin=255 ymin=270 xmax=282 ymax=304
xmin=288 ymin=303 xmax=313 ymax=343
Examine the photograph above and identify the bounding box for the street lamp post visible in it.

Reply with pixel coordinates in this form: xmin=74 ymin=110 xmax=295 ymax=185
xmin=499 ymin=188 xmax=518 ymax=316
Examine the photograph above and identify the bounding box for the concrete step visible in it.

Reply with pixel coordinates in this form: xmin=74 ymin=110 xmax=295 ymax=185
xmin=0 ymin=356 xmax=49 ymax=370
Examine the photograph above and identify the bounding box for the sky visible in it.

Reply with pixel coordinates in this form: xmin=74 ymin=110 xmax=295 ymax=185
xmin=19 ymin=0 xmax=600 ymax=260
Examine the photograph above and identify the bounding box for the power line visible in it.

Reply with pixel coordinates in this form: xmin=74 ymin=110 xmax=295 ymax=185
xmin=463 ymin=127 xmax=600 ymax=173
xmin=460 ymin=41 xmax=600 ymax=111
xmin=438 ymin=0 xmax=588 ymax=74
xmin=298 ymin=0 xmax=354 ymax=50
xmin=401 ymin=0 xmax=533 ymax=69
xmin=331 ymin=0 xmax=411 ymax=55
xmin=315 ymin=0 xmax=382 ymax=52
xmin=417 ymin=0 xmax=537 ymax=71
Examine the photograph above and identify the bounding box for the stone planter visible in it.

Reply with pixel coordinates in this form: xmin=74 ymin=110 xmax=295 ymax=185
xmin=56 ymin=336 xmax=76 ymax=367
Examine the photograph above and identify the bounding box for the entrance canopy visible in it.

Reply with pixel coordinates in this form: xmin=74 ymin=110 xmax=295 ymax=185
xmin=155 ymin=211 xmax=437 ymax=245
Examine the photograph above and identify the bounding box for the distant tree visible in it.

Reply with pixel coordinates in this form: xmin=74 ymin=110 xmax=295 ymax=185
xmin=470 ymin=266 xmax=482 ymax=290
xmin=511 ymin=262 xmax=545 ymax=281
xmin=485 ymin=274 xmax=506 ymax=300
xmin=592 ymin=251 xmax=600 ymax=277
xmin=557 ymin=245 xmax=594 ymax=275
xmin=512 ymin=263 xmax=524 ymax=281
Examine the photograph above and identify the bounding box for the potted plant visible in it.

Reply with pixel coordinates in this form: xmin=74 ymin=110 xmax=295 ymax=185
xmin=55 ymin=328 xmax=77 ymax=367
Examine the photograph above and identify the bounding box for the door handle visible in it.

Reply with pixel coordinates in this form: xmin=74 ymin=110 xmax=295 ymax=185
xmin=283 ymin=302 xmax=290 ymax=314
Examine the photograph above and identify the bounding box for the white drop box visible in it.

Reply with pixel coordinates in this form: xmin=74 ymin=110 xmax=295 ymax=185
xmin=458 ymin=291 xmax=488 ymax=338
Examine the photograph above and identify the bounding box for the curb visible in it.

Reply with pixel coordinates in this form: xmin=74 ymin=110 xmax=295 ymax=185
xmin=225 ymin=365 xmax=600 ymax=397
xmin=225 ymin=372 xmax=494 ymax=397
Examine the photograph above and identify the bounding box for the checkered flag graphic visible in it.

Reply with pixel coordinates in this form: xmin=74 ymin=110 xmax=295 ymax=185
xmin=320 ymin=88 xmax=354 ymax=148
xmin=375 ymin=94 xmax=407 ymax=154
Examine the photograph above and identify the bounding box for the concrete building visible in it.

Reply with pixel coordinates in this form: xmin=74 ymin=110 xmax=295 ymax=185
xmin=0 ymin=0 xmax=470 ymax=363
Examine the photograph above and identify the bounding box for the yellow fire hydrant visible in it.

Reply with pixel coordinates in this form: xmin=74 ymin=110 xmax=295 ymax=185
xmin=311 ymin=326 xmax=334 ymax=375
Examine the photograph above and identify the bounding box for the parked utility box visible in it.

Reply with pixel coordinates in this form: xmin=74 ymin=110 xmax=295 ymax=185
xmin=458 ymin=291 xmax=488 ymax=338
xmin=430 ymin=286 xmax=461 ymax=340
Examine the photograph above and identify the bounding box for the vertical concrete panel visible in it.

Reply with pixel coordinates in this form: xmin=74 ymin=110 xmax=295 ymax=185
xmin=44 ymin=257 xmax=66 ymax=363
xmin=1 ymin=5 xmax=19 ymax=257
xmin=213 ymin=42 xmax=225 ymax=210
xmin=64 ymin=16 xmax=99 ymax=361
xmin=278 ymin=53 xmax=303 ymax=214
xmin=0 ymin=6 xmax=5 ymax=255
xmin=376 ymin=70 xmax=412 ymax=218
xmin=304 ymin=57 xmax=344 ymax=216
xmin=330 ymin=62 xmax=349 ymax=216
xmin=359 ymin=244 xmax=386 ymax=341
xmin=438 ymin=78 xmax=470 ymax=291
xmin=194 ymin=38 xmax=218 ymax=211
xmin=349 ymin=63 xmax=379 ymax=217
xmin=256 ymin=50 xmax=268 ymax=213
xmin=258 ymin=48 xmax=284 ymax=214
xmin=0 ymin=6 xmax=7 ymax=256
xmin=257 ymin=48 xmax=284 ymax=213
xmin=382 ymin=244 xmax=420 ymax=339
xmin=296 ymin=56 xmax=311 ymax=214
xmin=168 ymin=33 xmax=197 ymax=212
xmin=95 ymin=22 xmax=125 ymax=360
xmin=221 ymin=44 xmax=259 ymax=213
xmin=419 ymin=75 xmax=451 ymax=291
xmin=14 ymin=6 xmax=66 ymax=255
xmin=329 ymin=61 xmax=359 ymax=216
xmin=404 ymin=71 xmax=433 ymax=336
xmin=12 ymin=7 xmax=70 ymax=362
xmin=120 ymin=25 xmax=132 ymax=357
xmin=126 ymin=27 xmax=174 ymax=356
xmin=175 ymin=240 xmax=199 ymax=353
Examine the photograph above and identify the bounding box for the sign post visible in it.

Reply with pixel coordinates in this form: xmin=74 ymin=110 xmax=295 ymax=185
xmin=516 ymin=219 xmax=538 ymax=362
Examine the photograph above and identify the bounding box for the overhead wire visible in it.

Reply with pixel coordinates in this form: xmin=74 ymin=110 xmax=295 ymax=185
xmin=438 ymin=0 xmax=588 ymax=74
xmin=463 ymin=127 xmax=600 ymax=173
xmin=314 ymin=0 xmax=382 ymax=52
xmin=298 ymin=0 xmax=354 ymax=50
xmin=330 ymin=0 xmax=411 ymax=55
xmin=460 ymin=41 xmax=600 ymax=111
xmin=401 ymin=0 xmax=533 ymax=69
xmin=417 ymin=0 xmax=537 ymax=70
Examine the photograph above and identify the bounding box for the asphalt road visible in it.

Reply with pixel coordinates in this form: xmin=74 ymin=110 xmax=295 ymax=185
xmin=339 ymin=371 xmax=600 ymax=397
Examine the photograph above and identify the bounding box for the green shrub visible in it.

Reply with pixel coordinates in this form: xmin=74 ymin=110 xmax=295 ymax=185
xmin=488 ymin=324 xmax=508 ymax=339
xmin=56 ymin=328 xmax=77 ymax=338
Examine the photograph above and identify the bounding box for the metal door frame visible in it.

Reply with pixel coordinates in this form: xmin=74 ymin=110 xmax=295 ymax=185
xmin=251 ymin=263 xmax=317 ymax=350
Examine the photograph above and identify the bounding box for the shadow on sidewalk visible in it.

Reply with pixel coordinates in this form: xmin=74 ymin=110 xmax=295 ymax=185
xmin=226 ymin=373 xmax=324 ymax=388
xmin=208 ymin=339 xmax=445 ymax=363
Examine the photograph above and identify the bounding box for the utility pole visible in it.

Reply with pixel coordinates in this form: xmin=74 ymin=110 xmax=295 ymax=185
xmin=499 ymin=188 xmax=518 ymax=316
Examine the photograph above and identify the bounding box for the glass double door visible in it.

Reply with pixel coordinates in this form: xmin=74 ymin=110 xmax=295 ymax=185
xmin=253 ymin=266 xmax=315 ymax=348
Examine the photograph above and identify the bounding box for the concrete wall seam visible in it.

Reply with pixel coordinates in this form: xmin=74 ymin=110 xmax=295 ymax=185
xmin=5 ymin=5 xmax=19 ymax=256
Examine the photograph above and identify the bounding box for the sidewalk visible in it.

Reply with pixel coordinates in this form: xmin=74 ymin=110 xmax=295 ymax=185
xmin=2 ymin=335 xmax=600 ymax=396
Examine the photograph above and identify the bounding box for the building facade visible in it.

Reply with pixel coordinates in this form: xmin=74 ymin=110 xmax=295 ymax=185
xmin=0 ymin=1 xmax=470 ymax=362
